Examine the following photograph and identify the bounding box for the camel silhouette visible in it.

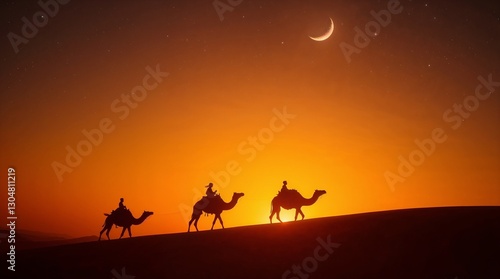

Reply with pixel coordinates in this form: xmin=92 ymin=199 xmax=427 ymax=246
xmin=188 ymin=192 xmax=244 ymax=232
xmin=269 ymin=189 xmax=326 ymax=223
xmin=98 ymin=210 xmax=153 ymax=240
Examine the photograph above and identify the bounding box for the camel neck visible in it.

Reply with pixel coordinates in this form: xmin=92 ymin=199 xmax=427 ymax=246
xmin=132 ymin=214 xmax=148 ymax=225
xmin=223 ymin=196 xmax=240 ymax=210
xmin=304 ymin=194 xmax=320 ymax=206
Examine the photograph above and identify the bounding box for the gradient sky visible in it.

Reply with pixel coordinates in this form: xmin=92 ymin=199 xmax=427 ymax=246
xmin=1 ymin=0 xmax=499 ymax=238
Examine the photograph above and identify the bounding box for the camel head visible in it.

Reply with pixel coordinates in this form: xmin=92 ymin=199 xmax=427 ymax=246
xmin=233 ymin=192 xmax=245 ymax=200
xmin=142 ymin=211 xmax=154 ymax=218
xmin=314 ymin=190 xmax=327 ymax=197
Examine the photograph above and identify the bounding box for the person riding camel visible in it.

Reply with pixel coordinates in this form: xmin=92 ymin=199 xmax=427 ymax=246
xmin=118 ymin=198 xmax=127 ymax=212
xmin=281 ymin=181 xmax=289 ymax=193
xmin=206 ymin=183 xmax=217 ymax=198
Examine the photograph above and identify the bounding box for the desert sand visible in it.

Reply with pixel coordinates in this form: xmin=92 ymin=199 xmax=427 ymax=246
xmin=14 ymin=206 xmax=500 ymax=279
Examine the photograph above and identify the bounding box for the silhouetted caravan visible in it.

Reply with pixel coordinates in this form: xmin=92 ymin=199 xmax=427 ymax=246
xmin=270 ymin=188 xmax=326 ymax=223
xmin=99 ymin=209 xmax=153 ymax=240
xmin=188 ymin=184 xmax=244 ymax=232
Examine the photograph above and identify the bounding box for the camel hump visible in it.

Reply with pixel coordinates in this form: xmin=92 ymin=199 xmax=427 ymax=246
xmin=278 ymin=189 xmax=301 ymax=199
xmin=105 ymin=209 xmax=132 ymax=218
xmin=198 ymin=195 xmax=222 ymax=205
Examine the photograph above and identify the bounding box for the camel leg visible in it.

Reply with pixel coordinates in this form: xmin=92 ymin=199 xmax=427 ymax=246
xmin=127 ymin=227 xmax=132 ymax=238
xmin=270 ymin=209 xmax=276 ymax=224
xmin=270 ymin=209 xmax=280 ymax=223
xmin=276 ymin=207 xmax=283 ymax=223
xmin=297 ymin=208 xmax=305 ymax=220
xmin=188 ymin=214 xmax=198 ymax=232
xmin=270 ymin=200 xmax=277 ymax=224
xmin=99 ymin=226 xmax=107 ymax=241
xmin=294 ymin=209 xmax=299 ymax=221
xmin=119 ymin=227 xmax=126 ymax=239
xmin=211 ymin=215 xmax=218 ymax=230
xmin=100 ymin=220 xmax=112 ymax=241
xmin=217 ymin=214 xmax=224 ymax=229
xmin=106 ymin=227 xmax=111 ymax=240
xmin=193 ymin=215 xmax=200 ymax=232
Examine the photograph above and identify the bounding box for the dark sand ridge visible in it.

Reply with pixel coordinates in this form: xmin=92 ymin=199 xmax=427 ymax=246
xmin=15 ymin=206 xmax=500 ymax=279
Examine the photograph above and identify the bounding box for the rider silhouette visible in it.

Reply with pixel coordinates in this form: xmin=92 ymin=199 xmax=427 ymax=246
xmin=118 ymin=198 xmax=127 ymax=211
xmin=206 ymin=183 xmax=217 ymax=198
xmin=280 ymin=181 xmax=289 ymax=192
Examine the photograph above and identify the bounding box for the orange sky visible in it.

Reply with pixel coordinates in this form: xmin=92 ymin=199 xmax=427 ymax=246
xmin=1 ymin=0 xmax=499 ymax=238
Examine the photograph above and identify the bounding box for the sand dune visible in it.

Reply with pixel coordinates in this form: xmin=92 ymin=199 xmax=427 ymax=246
xmin=15 ymin=206 xmax=500 ymax=279
xmin=0 ymin=229 xmax=97 ymax=251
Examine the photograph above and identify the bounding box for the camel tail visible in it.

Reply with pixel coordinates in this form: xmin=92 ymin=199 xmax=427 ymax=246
xmin=270 ymin=200 xmax=273 ymax=215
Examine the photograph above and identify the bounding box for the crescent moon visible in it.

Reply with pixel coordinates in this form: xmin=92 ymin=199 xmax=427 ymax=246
xmin=309 ymin=18 xmax=334 ymax=42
